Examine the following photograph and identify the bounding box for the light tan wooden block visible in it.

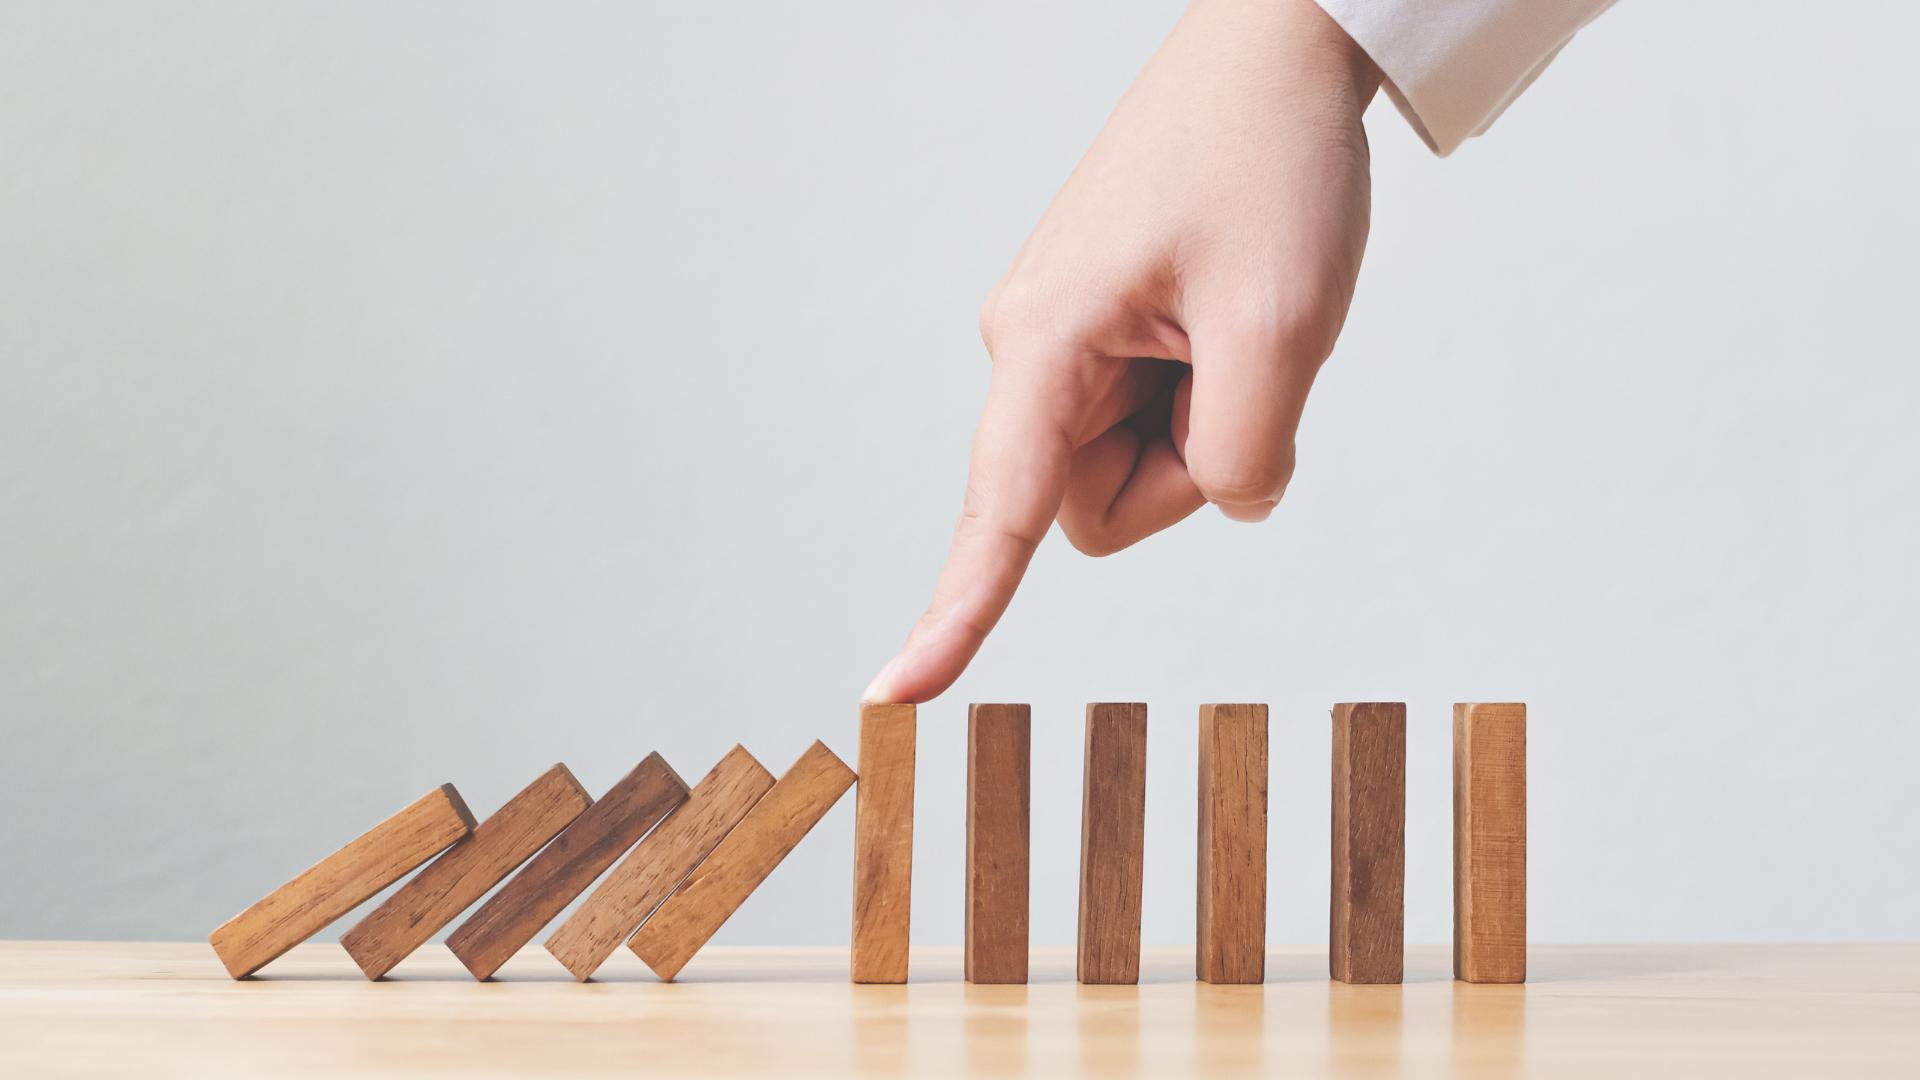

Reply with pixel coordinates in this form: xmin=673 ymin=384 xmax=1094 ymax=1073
xmin=544 ymin=746 xmax=774 ymax=981
xmin=1331 ymin=702 xmax=1406 ymax=984
xmin=446 ymin=754 xmax=687 ymax=980
xmin=1197 ymin=703 xmax=1267 ymax=984
xmin=628 ymin=740 xmax=856 ymax=981
xmin=1078 ymin=702 xmax=1147 ymax=985
xmin=965 ymin=703 xmax=1030 ymax=985
xmin=208 ymin=784 xmax=474 ymax=979
xmin=340 ymin=764 xmax=590 ymax=980
xmin=851 ymin=703 xmax=916 ymax=984
xmin=1455 ymin=702 xmax=1527 ymax=983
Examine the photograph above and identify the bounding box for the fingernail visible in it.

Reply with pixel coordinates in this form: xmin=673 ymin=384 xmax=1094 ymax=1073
xmin=1218 ymin=500 xmax=1278 ymax=523
xmin=862 ymin=656 xmax=902 ymax=704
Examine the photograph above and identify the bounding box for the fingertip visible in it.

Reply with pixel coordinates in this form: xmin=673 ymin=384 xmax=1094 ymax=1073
xmin=1216 ymin=499 xmax=1278 ymax=523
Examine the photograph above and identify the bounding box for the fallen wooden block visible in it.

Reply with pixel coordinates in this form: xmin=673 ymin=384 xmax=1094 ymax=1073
xmin=544 ymin=746 xmax=774 ymax=981
xmin=446 ymin=754 xmax=687 ymax=980
xmin=209 ymin=784 xmax=474 ymax=979
xmin=1454 ymin=702 xmax=1527 ymax=984
xmin=965 ymin=703 xmax=1030 ymax=985
xmin=341 ymin=764 xmax=591 ymax=980
xmin=1078 ymin=702 xmax=1147 ymax=985
xmin=1330 ymin=702 xmax=1406 ymax=984
xmin=851 ymin=703 xmax=916 ymax=984
xmin=628 ymin=740 xmax=856 ymax=981
xmin=1197 ymin=703 xmax=1267 ymax=985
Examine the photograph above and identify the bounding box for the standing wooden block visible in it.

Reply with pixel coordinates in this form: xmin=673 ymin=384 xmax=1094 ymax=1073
xmin=628 ymin=740 xmax=856 ymax=981
xmin=208 ymin=784 xmax=474 ymax=979
xmin=1197 ymin=703 xmax=1267 ymax=985
xmin=1078 ymin=702 xmax=1147 ymax=985
xmin=341 ymin=764 xmax=591 ymax=980
xmin=544 ymin=746 xmax=774 ymax=980
xmin=446 ymin=754 xmax=687 ymax=980
xmin=1330 ymin=702 xmax=1406 ymax=984
xmin=1454 ymin=702 xmax=1527 ymax=983
xmin=851 ymin=703 xmax=916 ymax=984
xmin=965 ymin=703 xmax=1030 ymax=985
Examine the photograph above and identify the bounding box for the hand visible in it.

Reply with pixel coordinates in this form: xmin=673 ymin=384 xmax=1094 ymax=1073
xmin=865 ymin=0 xmax=1381 ymax=704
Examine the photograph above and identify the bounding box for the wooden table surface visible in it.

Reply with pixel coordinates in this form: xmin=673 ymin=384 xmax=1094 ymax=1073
xmin=2 ymin=942 xmax=1914 ymax=1077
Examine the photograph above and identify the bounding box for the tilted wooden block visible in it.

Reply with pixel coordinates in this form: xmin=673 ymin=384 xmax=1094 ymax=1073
xmin=340 ymin=764 xmax=591 ymax=980
xmin=1078 ymin=702 xmax=1147 ymax=985
xmin=1331 ymin=702 xmax=1406 ymax=984
xmin=1454 ymin=702 xmax=1527 ymax=984
xmin=209 ymin=784 xmax=474 ymax=979
xmin=965 ymin=703 xmax=1030 ymax=985
xmin=628 ymin=740 xmax=856 ymax=981
xmin=1197 ymin=703 xmax=1267 ymax=984
xmin=851 ymin=703 xmax=916 ymax=984
xmin=446 ymin=754 xmax=687 ymax=980
xmin=545 ymin=746 xmax=774 ymax=981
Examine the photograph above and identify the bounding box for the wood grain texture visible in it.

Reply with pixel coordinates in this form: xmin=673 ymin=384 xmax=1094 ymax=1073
xmin=1077 ymin=702 xmax=1146 ymax=985
xmin=544 ymin=746 xmax=773 ymax=981
xmin=1330 ymin=702 xmax=1406 ymax=984
xmin=1197 ymin=703 xmax=1268 ymax=985
xmin=341 ymin=765 xmax=591 ymax=980
xmin=965 ymin=703 xmax=1030 ymax=985
xmin=446 ymin=754 xmax=687 ymax=981
xmin=208 ymin=784 xmax=474 ymax=979
xmin=628 ymin=740 xmax=856 ymax=981
xmin=851 ymin=703 xmax=916 ymax=984
xmin=1454 ymin=702 xmax=1527 ymax=983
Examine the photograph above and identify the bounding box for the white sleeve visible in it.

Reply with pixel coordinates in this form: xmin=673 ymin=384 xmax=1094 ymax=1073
xmin=1313 ymin=0 xmax=1617 ymax=156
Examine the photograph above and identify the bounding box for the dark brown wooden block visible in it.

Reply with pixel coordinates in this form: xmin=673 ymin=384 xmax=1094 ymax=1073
xmin=445 ymin=754 xmax=687 ymax=980
xmin=852 ymin=703 xmax=916 ymax=984
xmin=341 ymin=764 xmax=591 ymax=980
xmin=1454 ymin=702 xmax=1527 ymax=983
xmin=209 ymin=784 xmax=474 ymax=979
xmin=1077 ymin=702 xmax=1147 ymax=985
xmin=1331 ymin=702 xmax=1406 ymax=984
xmin=1197 ymin=703 xmax=1267 ymax=984
xmin=965 ymin=703 xmax=1030 ymax=985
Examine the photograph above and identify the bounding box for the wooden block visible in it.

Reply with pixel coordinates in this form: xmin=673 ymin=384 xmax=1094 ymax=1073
xmin=1454 ymin=702 xmax=1527 ymax=984
xmin=1197 ymin=703 xmax=1267 ymax=984
xmin=446 ymin=754 xmax=687 ymax=980
xmin=208 ymin=784 xmax=474 ymax=979
xmin=544 ymin=746 xmax=774 ymax=980
xmin=628 ymin=740 xmax=856 ymax=981
xmin=1077 ymin=702 xmax=1147 ymax=985
xmin=851 ymin=703 xmax=916 ymax=984
xmin=1330 ymin=702 xmax=1406 ymax=984
xmin=965 ymin=703 xmax=1030 ymax=985
xmin=340 ymin=764 xmax=591 ymax=980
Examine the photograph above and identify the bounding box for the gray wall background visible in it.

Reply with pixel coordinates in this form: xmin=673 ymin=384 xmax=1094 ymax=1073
xmin=4 ymin=1 xmax=1916 ymax=948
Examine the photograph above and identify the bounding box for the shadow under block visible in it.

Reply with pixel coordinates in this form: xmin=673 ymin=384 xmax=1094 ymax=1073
xmin=965 ymin=703 xmax=1031 ymax=985
xmin=446 ymin=754 xmax=688 ymax=981
xmin=340 ymin=765 xmax=592 ymax=980
xmin=545 ymin=746 xmax=774 ymax=981
xmin=851 ymin=703 xmax=916 ymax=984
xmin=1197 ymin=704 xmax=1268 ymax=985
xmin=1454 ymin=702 xmax=1527 ymax=983
xmin=1330 ymin=703 xmax=1406 ymax=984
xmin=628 ymin=740 xmax=856 ymax=981
xmin=1077 ymin=703 xmax=1147 ymax=985
xmin=209 ymin=784 xmax=475 ymax=979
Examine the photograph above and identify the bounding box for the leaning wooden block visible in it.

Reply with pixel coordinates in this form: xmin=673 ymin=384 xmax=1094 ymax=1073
xmin=965 ymin=703 xmax=1030 ymax=985
xmin=545 ymin=746 xmax=774 ymax=981
xmin=340 ymin=764 xmax=591 ymax=980
xmin=852 ymin=703 xmax=916 ymax=984
xmin=629 ymin=740 xmax=856 ymax=981
xmin=209 ymin=784 xmax=474 ymax=979
xmin=446 ymin=754 xmax=687 ymax=980
xmin=1454 ymin=702 xmax=1527 ymax=984
xmin=1197 ymin=703 xmax=1267 ymax=984
xmin=1078 ymin=702 xmax=1147 ymax=985
xmin=1331 ymin=702 xmax=1406 ymax=984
